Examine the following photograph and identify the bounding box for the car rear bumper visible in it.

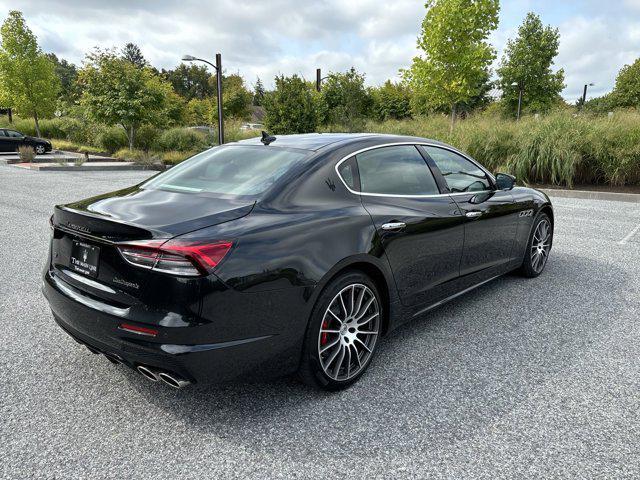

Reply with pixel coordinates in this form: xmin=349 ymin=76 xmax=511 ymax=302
xmin=42 ymin=269 xmax=310 ymax=385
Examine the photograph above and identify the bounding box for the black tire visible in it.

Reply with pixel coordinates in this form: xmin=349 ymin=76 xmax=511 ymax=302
xmin=298 ymin=271 xmax=383 ymax=391
xmin=34 ymin=144 xmax=46 ymax=155
xmin=518 ymin=212 xmax=553 ymax=278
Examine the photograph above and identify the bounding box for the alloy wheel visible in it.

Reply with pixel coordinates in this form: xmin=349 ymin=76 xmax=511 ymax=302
xmin=317 ymin=283 xmax=380 ymax=381
xmin=531 ymin=218 xmax=551 ymax=273
xmin=35 ymin=145 xmax=45 ymax=155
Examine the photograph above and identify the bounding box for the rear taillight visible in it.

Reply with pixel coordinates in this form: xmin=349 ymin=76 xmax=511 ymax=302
xmin=117 ymin=239 xmax=233 ymax=277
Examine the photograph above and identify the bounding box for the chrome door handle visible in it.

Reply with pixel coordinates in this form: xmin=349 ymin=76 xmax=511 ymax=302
xmin=465 ymin=211 xmax=483 ymax=219
xmin=381 ymin=222 xmax=406 ymax=231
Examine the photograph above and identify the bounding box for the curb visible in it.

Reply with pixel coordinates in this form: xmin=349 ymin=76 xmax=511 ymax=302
xmin=541 ymin=188 xmax=640 ymax=204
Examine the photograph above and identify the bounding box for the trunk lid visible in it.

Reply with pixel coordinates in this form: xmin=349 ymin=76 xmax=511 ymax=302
xmin=49 ymin=186 xmax=253 ymax=311
xmin=54 ymin=185 xmax=255 ymax=241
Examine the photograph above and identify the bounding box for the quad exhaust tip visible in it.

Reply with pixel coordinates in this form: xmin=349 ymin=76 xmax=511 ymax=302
xmin=157 ymin=372 xmax=191 ymax=389
xmin=137 ymin=365 xmax=160 ymax=382
xmin=136 ymin=365 xmax=191 ymax=388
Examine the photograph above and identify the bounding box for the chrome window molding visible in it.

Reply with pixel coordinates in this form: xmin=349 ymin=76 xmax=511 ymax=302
xmin=334 ymin=142 xmax=496 ymax=199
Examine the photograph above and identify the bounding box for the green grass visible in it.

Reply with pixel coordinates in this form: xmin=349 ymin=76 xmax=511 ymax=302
xmin=51 ymin=140 xmax=103 ymax=155
xmin=6 ymin=110 xmax=639 ymax=186
xmin=364 ymin=110 xmax=640 ymax=187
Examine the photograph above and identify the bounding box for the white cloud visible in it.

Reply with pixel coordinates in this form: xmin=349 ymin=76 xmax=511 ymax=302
xmin=1 ymin=0 xmax=639 ymax=97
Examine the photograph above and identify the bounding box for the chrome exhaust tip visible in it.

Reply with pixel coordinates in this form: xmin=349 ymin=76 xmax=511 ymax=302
xmin=157 ymin=372 xmax=191 ymax=389
xmin=137 ymin=365 xmax=160 ymax=382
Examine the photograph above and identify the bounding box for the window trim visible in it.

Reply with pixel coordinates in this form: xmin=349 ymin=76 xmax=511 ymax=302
xmin=420 ymin=145 xmax=495 ymax=194
xmin=334 ymin=142 xmax=496 ymax=198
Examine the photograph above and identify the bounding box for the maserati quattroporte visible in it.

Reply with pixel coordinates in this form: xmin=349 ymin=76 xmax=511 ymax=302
xmin=43 ymin=133 xmax=553 ymax=390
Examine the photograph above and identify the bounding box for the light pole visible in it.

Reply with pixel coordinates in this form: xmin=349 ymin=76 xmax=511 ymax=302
xmin=581 ymin=83 xmax=595 ymax=110
xmin=182 ymin=53 xmax=224 ymax=145
xmin=315 ymin=68 xmax=329 ymax=92
xmin=511 ymin=82 xmax=523 ymax=121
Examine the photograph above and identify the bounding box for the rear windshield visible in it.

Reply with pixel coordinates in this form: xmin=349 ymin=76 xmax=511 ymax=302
xmin=142 ymin=146 xmax=309 ymax=196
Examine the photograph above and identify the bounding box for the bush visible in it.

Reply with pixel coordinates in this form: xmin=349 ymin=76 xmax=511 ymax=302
xmin=156 ymin=127 xmax=207 ymax=152
xmin=97 ymin=127 xmax=128 ymax=154
xmin=135 ymin=124 xmax=160 ymax=151
xmin=18 ymin=145 xmax=35 ymax=162
xmin=161 ymin=150 xmax=198 ymax=165
xmin=51 ymin=139 xmax=102 ymax=155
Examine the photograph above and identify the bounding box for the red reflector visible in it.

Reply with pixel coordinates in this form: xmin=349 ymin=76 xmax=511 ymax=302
xmin=119 ymin=323 xmax=158 ymax=337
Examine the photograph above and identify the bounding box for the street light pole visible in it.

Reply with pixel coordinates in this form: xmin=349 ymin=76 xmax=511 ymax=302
xmin=215 ymin=53 xmax=224 ymax=145
xmin=182 ymin=53 xmax=224 ymax=145
xmin=512 ymin=82 xmax=523 ymax=121
xmin=581 ymin=83 xmax=594 ymax=110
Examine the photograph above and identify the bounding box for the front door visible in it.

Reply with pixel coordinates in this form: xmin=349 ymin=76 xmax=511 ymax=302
xmin=345 ymin=144 xmax=465 ymax=307
xmin=422 ymin=146 xmax=519 ymax=278
xmin=0 ymin=130 xmax=11 ymax=152
xmin=5 ymin=130 xmax=24 ymax=151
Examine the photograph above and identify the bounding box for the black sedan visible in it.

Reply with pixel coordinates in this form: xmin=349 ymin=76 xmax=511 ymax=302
xmin=43 ymin=133 xmax=553 ymax=390
xmin=0 ymin=128 xmax=52 ymax=154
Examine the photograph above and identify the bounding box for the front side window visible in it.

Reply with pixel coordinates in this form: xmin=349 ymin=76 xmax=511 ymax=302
xmin=143 ymin=146 xmax=309 ymax=196
xmin=6 ymin=130 xmax=22 ymax=138
xmin=354 ymin=145 xmax=439 ymax=195
xmin=424 ymin=146 xmax=491 ymax=193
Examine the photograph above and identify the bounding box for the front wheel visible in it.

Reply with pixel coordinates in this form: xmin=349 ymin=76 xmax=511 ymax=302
xmin=519 ymin=213 xmax=553 ymax=278
xmin=299 ymin=271 xmax=382 ymax=390
xmin=34 ymin=144 xmax=46 ymax=155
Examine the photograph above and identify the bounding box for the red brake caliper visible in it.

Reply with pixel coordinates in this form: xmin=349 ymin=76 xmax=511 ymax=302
xmin=321 ymin=319 xmax=329 ymax=345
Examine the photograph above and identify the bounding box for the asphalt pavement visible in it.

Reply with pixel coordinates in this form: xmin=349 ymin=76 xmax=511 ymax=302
xmin=1 ymin=163 xmax=638 ymax=479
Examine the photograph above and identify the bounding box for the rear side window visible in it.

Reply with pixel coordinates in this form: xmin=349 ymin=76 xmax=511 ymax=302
xmin=143 ymin=146 xmax=309 ymax=196
xmin=337 ymin=157 xmax=358 ymax=190
xmin=424 ymin=146 xmax=491 ymax=193
xmin=354 ymin=145 xmax=439 ymax=195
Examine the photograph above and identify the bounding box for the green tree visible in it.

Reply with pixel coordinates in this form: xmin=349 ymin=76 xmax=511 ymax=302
xmin=320 ymin=67 xmax=371 ymax=130
xmin=122 ymin=42 xmax=147 ymax=69
xmin=611 ymin=58 xmax=640 ymax=109
xmin=164 ymin=63 xmax=214 ymax=100
xmin=403 ymin=0 xmax=499 ymax=128
xmin=497 ymin=13 xmax=565 ymax=115
xmin=79 ymin=50 xmax=173 ymax=149
xmin=0 ymin=11 xmax=60 ymax=137
xmin=253 ymin=77 xmax=265 ymax=106
xmin=220 ymin=73 xmax=252 ymax=119
xmin=46 ymin=53 xmax=78 ymax=99
xmin=263 ymin=74 xmax=317 ymax=134
xmin=370 ymin=80 xmax=412 ymax=121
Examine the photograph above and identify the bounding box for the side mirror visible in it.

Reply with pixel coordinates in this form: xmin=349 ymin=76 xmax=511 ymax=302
xmin=495 ymin=173 xmax=516 ymax=190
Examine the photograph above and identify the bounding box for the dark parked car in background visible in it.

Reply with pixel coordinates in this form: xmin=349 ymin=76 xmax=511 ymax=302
xmin=43 ymin=133 xmax=553 ymax=390
xmin=0 ymin=128 xmax=52 ymax=154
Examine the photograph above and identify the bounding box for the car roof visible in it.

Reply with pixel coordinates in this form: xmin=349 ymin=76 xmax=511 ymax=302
xmin=235 ymin=133 xmax=448 ymax=151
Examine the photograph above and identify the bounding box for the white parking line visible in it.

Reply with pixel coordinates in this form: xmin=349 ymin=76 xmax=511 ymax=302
xmin=619 ymin=222 xmax=640 ymax=245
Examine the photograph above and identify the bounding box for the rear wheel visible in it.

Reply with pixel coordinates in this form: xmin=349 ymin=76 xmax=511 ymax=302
xmin=519 ymin=213 xmax=552 ymax=278
xmin=299 ymin=271 xmax=382 ymax=390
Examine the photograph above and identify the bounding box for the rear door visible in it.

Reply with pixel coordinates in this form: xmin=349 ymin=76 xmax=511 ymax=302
xmin=422 ymin=146 xmax=519 ymax=278
xmin=340 ymin=144 xmax=465 ymax=307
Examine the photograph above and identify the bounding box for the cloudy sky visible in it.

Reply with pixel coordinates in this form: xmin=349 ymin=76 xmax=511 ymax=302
xmin=1 ymin=0 xmax=639 ymax=101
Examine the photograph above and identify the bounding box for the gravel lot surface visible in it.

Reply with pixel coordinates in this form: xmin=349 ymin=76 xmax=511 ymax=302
xmin=1 ymin=163 xmax=638 ymax=479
